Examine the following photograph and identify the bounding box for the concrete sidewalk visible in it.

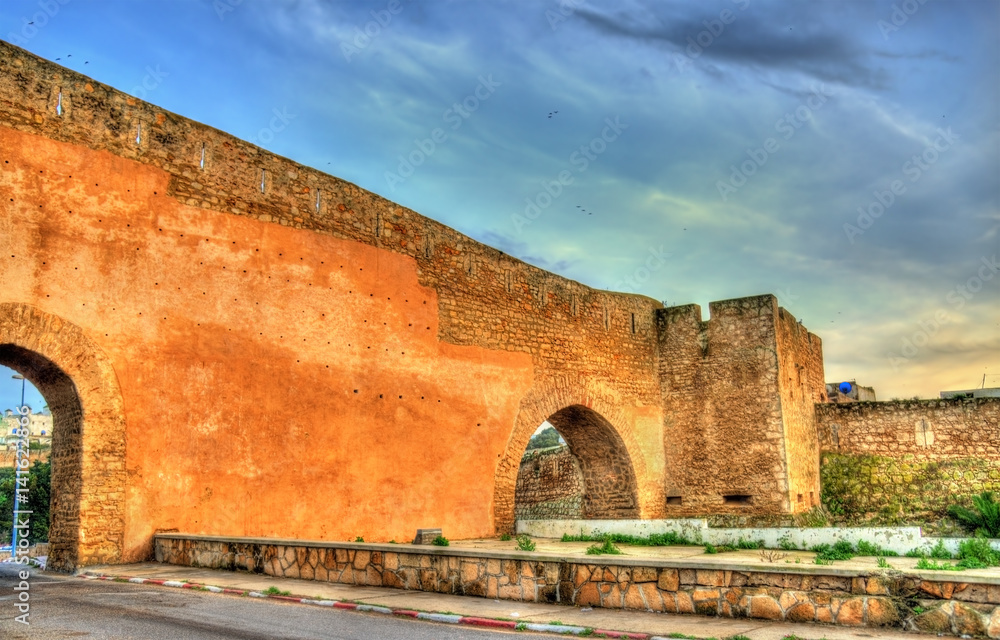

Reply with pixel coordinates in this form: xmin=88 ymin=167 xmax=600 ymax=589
xmin=73 ymin=562 xmax=930 ymax=640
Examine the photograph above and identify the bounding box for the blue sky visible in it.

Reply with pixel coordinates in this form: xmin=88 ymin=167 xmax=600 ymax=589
xmin=0 ymin=0 xmax=997 ymax=409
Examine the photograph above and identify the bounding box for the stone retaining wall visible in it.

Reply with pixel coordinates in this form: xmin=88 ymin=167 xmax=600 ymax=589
xmin=155 ymin=535 xmax=1000 ymax=636
xmin=515 ymin=446 xmax=584 ymax=520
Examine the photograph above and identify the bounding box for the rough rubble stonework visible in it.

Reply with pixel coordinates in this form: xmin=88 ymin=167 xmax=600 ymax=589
xmin=0 ymin=38 xmax=828 ymax=568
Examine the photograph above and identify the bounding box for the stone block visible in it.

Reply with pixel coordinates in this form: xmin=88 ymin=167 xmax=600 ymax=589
xmin=954 ymin=601 xmax=987 ymax=637
xmin=786 ymin=602 xmax=816 ymax=623
xmin=383 ymin=552 xmax=399 ymax=571
xmin=679 ymin=569 xmax=696 ymax=586
xmin=866 ymin=597 xmax=899 ymax=626
xmin=633 ymin=566 xmax=657 ymax=583
xmin=914 ymin=607 xmax=952 ymax=635
xmin=987 ymin=606 xmax=1000 ymax=638
xmin=749 ymin=595 xmax=782 ymax=620
xmin=412 ymin=528 xmax=442 ymax=545
xmin=676 ymin=592 xmax=695 ymax=614
xmin=353 ymin=550 xmax=370 ymax=570
xmin=865 ymin=576 xmax=890 ymax=596
xmin=696 ymin=570 xmax=724 ymax=586
xmin=835 ymin=598 xmax=864 ymax=626
xmin=577 ymin=582 xmax=601 ymax=607
xmin=640 ymin=583 xmax=664 ymax=612
xmin=816 ymin=605 xmax=833 ymax=623
xmin=662 ymin=593 xmax=678 ymax=613
xmin=624 ymin=584 xmax=645 ymax=611
xmin=460 ymin=561 xmax=480 ymax=583
xmin=658 ymin=568 xmax=679 ymax=592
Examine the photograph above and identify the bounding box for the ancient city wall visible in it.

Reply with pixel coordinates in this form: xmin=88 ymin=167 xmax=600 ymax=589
xmin=515 ymin=446 xmax=584 ymax=520
xmin=0 ymin=40 xmax=825 ymax=566
xmin=656 ymin=296 xmax=825 ymax=516
xmin=775 ymin=307 xmax=826 ymax=511
xmin=816 ymin=398 xmax=1000 ymax=522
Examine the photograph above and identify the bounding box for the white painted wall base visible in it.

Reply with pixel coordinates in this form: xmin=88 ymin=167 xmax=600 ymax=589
xmin=515 ymin=519 xmax=998 ymax=555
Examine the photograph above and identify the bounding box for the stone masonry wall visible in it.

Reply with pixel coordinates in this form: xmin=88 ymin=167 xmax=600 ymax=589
xmin=775 ymin=306 xmax=826 ymax=511
xmin=515 ymin=446 xmax=584 ymax=520
xmin=816 ymin=398 xmax=1000 ymax=521
xmin=155 ymin=535 xmax=1000 ymax=637
xmin=657 ymin=296 xmax=824 ymax=516
xmin=1 ymin=40 xmax=827 ymax=565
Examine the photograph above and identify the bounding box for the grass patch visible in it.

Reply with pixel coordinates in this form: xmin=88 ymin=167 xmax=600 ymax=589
xmin=515 ymin=534 xmax=536 ymax=552
xmin=354 ymin=536 xmax=364 ymax=543
xmin=930 ymin=539 xmax=952 ymax=559
xmin=877 ymin=556 xmax=893 ymax=569
xmin=560 ymin=531 xmax=697 ymax=546
xmin=916 ymin=557 xmax=964 ymax=571
xmin=810 ymin=540 xmax=855 ymax=563
xmin=432 ymin=535 xmax=450 ymax=546
xmin=586 ymin=538 xmax=622 ymax=555
xmin=499 ymin=533 xmax=511 ymax=541
xmin=263 ymin=586 xmax=291 ymax=596
xmin=856 ymin=540 xmax=898 ymax=557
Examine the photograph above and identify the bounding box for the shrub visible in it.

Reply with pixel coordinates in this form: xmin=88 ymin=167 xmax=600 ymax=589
xmin=857 ymin=540 xmax=898 ymax=557
xmin=736 ymin=538 xmax=764 ymax=550
xmin=515 ymin=534 xmax=536 ymax=552
xmin=949 ymin=492 xmax=1000 ymax=538
xmin=704 ymin=543 xmax=718 ymax=554
xmin=560 ymin=531 xmax=696 ymax=546
xmin=929 ymin=539 xmax=952 ymax=559
xmin=499 ymin=533 xmax=511 ymax=541
xmin=956 ymin=536 xmax=999 ymax=568
xmin=811 ymin=540 xmax=854 ymax=562
xmin=354 ymin=536 xmax=364 ymax=543
xmin=778 ymin=537 xmax=797 ymax=551
xmin=432 ymin=535 xmax=450 ymax=546
xmin=916 ymin=557 xmax=963 ymax=571
xmin=586 ymin=538 xmax=622 ymax=555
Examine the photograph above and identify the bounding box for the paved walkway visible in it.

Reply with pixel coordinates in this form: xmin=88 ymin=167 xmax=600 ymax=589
xmin=77 ymin=562 xmax=933 ymax=640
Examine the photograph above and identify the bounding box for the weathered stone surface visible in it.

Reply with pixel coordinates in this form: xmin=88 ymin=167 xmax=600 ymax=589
xmin=658 ymin=569 xmax=679 ymax=592
xmin=786 ymin=602 xmax=816 ymax=623
xmin=866 ymin=598 xmax=899 ymax=626
xmin=913 ymin=607 xmax=952 ymax=634
xmin=836 ymin=598 xmax=864 ymax=626
xmin=953 ymin=602 xmax=987 ymax=637
xmin=749 ymin=596 xmax=782 ymax=620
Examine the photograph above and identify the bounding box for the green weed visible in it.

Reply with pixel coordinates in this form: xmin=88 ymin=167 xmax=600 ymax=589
xmin=515 ymin=534 xmax=536 ymax=552
xmin=432 ymin=535 xmax=450 ymax=547
xmin=586 ymin=538 xmax=622 ymax=555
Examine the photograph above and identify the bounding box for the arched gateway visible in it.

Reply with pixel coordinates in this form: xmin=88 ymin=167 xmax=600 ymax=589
xmin=0 ymin=303 xmax=127 ymax=571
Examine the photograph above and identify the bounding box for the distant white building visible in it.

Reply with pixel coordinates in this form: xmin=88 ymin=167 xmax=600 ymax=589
xmin=0 ymin=409 xmax=53 ymax=450
xmin=940 ymin=387 xmax=1000 ymax=399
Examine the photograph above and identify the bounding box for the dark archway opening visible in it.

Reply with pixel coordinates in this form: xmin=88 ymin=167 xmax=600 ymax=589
xmin=0 ymin=345 xmax=83 ymax=571
xmin=514 ymin=404 xmax=639 ymax=522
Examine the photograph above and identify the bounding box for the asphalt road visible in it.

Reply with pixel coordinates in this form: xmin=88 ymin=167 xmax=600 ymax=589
xmin=0 ymin=564 xmax=550 ymax=639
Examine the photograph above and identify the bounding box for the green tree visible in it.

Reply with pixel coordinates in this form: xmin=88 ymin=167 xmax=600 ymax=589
xmin=526 ymin=426 xmax=564 ymax=450
xmin=0 ymin=461 xmax=51 ymax=544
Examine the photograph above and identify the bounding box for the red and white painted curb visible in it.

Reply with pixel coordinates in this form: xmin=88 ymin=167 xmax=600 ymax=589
xmin=79 ymin=572 xmax=664 ymax=639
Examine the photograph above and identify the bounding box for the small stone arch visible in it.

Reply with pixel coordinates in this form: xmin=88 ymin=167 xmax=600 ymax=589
xmin=0 ymin=303 xmax=127 ymax=571
xmin=494 ymin=378 xmax=651 ymax=534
